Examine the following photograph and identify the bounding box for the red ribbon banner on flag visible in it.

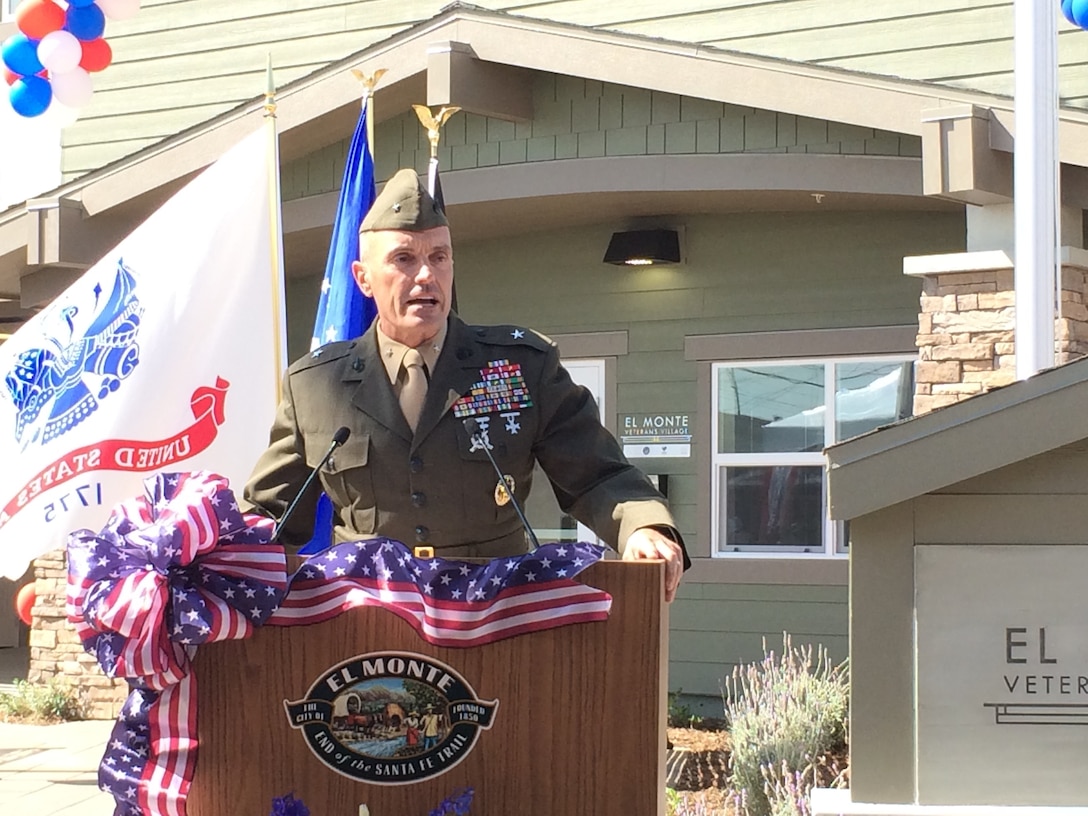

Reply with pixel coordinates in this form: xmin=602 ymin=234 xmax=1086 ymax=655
xmin=0 ymin=378 xmax=230 ymax=531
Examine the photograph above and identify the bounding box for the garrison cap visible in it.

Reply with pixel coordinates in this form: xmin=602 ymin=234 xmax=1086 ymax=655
xmin=360 ymin=168 xmax=448 ymax=232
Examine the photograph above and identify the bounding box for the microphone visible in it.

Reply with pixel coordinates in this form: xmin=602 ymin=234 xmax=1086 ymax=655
xmin=271 ymin=426 xmax=351 ymax=543
xmin=463 ymin=418 xmax=540 ymax=551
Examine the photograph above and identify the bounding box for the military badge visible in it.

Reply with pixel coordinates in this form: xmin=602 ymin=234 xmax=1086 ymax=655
xmin=3 ymin=259 xmax=143 ymax=447
xmin=494 ymin=475 xmax=515 ymax=506
xmin=452 ymin=360 xmax=533 ymax=418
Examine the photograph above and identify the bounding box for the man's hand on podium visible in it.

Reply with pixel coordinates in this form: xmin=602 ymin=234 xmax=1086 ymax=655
xmin=622 ymin=527 xmax=684 ymax=603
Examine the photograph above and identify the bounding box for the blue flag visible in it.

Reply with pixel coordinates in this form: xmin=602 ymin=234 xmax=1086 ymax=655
xmin=310 ymin=105 xmax=378 ymax=350
xmin=302 ymin=106 xmax=378 ymax=555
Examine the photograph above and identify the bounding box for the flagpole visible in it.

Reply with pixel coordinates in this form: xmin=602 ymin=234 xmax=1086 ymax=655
xmin=1013 ymin=0 xmax=1059 ymax=380
xmin=264 ymin=56 xmax=288 ymax=404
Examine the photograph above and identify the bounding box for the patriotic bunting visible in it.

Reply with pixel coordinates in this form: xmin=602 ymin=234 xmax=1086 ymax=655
xmin=67 ymin=471 xmax=612 ymax=816
xmin=269 ymin=538 xmax=612 ymax=646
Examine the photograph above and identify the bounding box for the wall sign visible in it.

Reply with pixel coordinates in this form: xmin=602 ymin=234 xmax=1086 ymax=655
xmin=915 ymin=545 xmax=1088 ymax=807
xmin=619 ymin=413 xmax=691 ymax=458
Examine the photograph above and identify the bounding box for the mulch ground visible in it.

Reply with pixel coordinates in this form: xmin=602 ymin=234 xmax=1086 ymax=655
xmin=668 ymin=718 xmax=734 ymax=813
xmin=666 ymin=718 xmax=849 ymax=814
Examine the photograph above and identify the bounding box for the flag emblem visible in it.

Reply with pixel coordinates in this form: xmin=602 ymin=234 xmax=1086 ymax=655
xmin=4 ymin=259 xmax=143 ymax=446
xmin=284 ymin=651 xmax=498 ymax=784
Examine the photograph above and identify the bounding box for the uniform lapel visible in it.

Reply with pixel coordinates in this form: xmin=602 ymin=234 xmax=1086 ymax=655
xmin=412 ymin=315 xmax=486 ymax=447
xmin=347 ymin=325 xmax=412 ymax=441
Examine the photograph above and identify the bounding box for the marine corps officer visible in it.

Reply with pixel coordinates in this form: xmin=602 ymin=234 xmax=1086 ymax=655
xmin=243 ymin=169 xmax=688 ymax=600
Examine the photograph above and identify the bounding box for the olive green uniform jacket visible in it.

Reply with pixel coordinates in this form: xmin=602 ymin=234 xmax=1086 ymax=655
xmin=243 ymin=314 xmax=683 ymax=559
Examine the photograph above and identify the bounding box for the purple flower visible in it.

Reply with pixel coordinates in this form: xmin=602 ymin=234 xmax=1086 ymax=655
xmin=270 ymin=792 xmax=310 ymax=816
xmin=430 ymin=786 xmax=474 ymax=816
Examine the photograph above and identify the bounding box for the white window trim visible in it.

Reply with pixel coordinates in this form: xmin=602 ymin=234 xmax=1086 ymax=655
xmin=711 ymin=353 xmax=914 ymax=559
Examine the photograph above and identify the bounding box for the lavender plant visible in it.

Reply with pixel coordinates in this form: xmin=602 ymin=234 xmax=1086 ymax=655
xmin=723 ymin=634 xmax=848 ymax=816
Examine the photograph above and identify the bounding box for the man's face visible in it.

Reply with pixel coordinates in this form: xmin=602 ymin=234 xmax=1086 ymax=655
xmin=352 ymin=226 xmax=453 ymax=347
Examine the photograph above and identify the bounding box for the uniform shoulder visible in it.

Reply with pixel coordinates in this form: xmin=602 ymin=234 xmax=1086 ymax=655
xmin=287 ymin=340 xmax=356 ymax=374
xmin=468 ymin=324 xmax=554 ymax=353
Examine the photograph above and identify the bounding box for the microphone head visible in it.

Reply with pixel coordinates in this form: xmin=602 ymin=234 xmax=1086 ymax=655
xmin=332 ymin=426 xmax=351 ymax=446
xmin=463 ymin=418 xmax=480 ymax=435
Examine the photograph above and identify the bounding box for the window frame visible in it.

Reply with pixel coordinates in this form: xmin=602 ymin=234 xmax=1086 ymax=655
xmin=711 ymin=353 xmax=915 ymax=559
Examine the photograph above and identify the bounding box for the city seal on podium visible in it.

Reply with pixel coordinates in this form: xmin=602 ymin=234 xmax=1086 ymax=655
xmin=284 ymin=651 xmax=499 ymax=784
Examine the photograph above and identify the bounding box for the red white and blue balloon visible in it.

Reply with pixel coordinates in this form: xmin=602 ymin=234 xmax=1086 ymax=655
xmin=2 ymin=0 xmax=138 ymax=119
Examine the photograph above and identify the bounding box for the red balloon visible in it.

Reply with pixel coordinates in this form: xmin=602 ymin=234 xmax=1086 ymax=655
xmin=15 ymin=0 xmax=66 ymax=40
xmin=79 ymin=37 xmax=112 ymax=73
xmin=15 ymin=583 xmax=35 ymax=626
xmin=1 ymin=66 xmax=45 ymax=85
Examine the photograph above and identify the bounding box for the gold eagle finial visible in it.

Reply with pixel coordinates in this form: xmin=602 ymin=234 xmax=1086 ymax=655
xmin=412 ymin=104 xmax=462 ymax=158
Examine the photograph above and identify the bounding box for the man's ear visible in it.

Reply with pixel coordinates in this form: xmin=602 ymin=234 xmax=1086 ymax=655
xmin=351 ymin=260 xmax=372 ymax=297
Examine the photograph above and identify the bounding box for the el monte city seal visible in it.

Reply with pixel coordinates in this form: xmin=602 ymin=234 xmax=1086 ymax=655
xmin=284 ymin=651 xmax=499 ymax=784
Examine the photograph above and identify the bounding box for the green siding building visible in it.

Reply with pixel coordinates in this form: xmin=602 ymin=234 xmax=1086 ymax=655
xmin=1 ymin=2 xmax=1086 ymax=711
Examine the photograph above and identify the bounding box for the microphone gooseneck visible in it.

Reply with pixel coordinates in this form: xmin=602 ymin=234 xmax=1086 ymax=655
xmin=463 ymin=418 xmax=540 ymax=550
xmin=272 ymin=426 xmax=351 ymax=543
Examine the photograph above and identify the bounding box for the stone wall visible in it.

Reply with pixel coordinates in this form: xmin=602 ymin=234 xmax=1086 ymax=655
xmin=29 ymin=549 xmax=127 ymax=720
xmin=911 ymin=252 xmax=1088 ymax=415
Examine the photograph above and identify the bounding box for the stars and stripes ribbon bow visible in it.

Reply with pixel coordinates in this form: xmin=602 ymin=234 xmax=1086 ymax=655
xmin=65 ymin=472 xmax=613 ymax=816
xmin=66 ymin=471 xmax=287 ymax=816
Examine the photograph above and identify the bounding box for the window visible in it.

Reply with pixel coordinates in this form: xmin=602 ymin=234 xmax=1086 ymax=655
xmin=1 ymin=0 xmax=16 ymax=21
xmin=712 ymin=356 xmax=914 ymax=556
xmin=524 ymin=358 xmax=607 ymax=546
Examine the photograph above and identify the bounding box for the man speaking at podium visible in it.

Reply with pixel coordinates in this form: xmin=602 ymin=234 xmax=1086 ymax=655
xmin=243 ymin=169 xmax=689 ymax=601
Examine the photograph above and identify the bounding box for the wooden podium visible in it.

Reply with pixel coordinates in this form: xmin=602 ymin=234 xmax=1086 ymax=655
xmin=187 ymin=560 xmax=667 ymax=816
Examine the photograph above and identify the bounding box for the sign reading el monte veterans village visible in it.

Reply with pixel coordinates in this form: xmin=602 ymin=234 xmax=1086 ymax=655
xmin=619 ymin=413 xmax=691 ymax=458
xmin=915 ymin=545 xmax=1088 ymax=807
xmin=285 ymin=651 xmax=498 ymax=784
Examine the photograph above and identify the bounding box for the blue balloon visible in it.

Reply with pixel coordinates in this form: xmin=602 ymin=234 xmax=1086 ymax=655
xmin=65 ymin=4 xmax=106 ymax=41
xmin=10 ymin=75 xmax=52 ymax=118
xmin=68 ymin=0 xmax=100 ymax=7
xmin=1 ymin=34 xmax=43 ymax=77
xmin=1063 ymin=0 xmax=1077 ymax=26
xmin=1073 ymin=0 xmax=1088 ymax=29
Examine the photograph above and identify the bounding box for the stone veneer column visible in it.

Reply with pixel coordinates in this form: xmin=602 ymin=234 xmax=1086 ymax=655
xmin=30 ymin=549 xmax=127 ymax=719
xmin=906 ymin=248 xmax=1088 ymax=416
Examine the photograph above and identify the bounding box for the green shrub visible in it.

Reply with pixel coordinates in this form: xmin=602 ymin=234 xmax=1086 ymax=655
xmin=0 ymin=678 xmax=88 ymax=723
xmin=723 ymin=634 xmax=848 ymax=816
xmin=668 ymin=687 xmax=704 ymax=728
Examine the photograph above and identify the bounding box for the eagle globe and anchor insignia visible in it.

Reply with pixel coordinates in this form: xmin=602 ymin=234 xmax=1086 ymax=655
xmin=3 ymin=259 xmax=143 ymax=447
xmin=285 ymin=651 xmax=499 ymax=784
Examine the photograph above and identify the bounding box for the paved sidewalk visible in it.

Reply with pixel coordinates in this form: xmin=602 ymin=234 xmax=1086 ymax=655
xmin=0 ymin=719 xmax=116 ymax=815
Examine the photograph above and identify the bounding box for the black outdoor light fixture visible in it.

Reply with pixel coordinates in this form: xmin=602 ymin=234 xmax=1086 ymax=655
xmin=602 ymin=228 xmax=682 ymax=266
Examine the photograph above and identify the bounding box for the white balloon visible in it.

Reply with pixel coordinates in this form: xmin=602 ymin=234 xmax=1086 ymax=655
xmin=37 ymin=31 xmax=82 ymax=74
xmin=42 ymin=98 xmax=81 ymax=128
xmin=50 ymin=68 xmax=93 ymax=108
xmin=96 ymin=0 xmax=141 ymax=21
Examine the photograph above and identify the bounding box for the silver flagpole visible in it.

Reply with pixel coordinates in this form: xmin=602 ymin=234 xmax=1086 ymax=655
xmin=1014 ymin=0 xmax=1059 ymax=380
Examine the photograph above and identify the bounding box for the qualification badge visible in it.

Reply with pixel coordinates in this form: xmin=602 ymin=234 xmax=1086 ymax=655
xmin=495 ymin=475 xmax=515 ymax=506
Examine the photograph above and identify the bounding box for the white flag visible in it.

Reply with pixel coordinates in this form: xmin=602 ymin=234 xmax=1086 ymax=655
xmin=0 ymin=125 xmax=285 ymax=579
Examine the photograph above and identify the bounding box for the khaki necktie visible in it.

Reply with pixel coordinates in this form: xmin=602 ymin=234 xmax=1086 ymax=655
xmin=399 ymin=348 xmax=428 ymax=431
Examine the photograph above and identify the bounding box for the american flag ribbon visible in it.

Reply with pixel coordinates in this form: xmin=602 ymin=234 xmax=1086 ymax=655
xmin=268 ymin=538 xmax=612 ymax=645
xmin=67 ymin=471 xmax=287 ymax=816
xmin=66 ymin=472 xmax=613 ymax=816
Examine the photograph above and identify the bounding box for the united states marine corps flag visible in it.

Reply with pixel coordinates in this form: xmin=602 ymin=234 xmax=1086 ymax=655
xmin=0 ymin=122 xmax=287 ymax=580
